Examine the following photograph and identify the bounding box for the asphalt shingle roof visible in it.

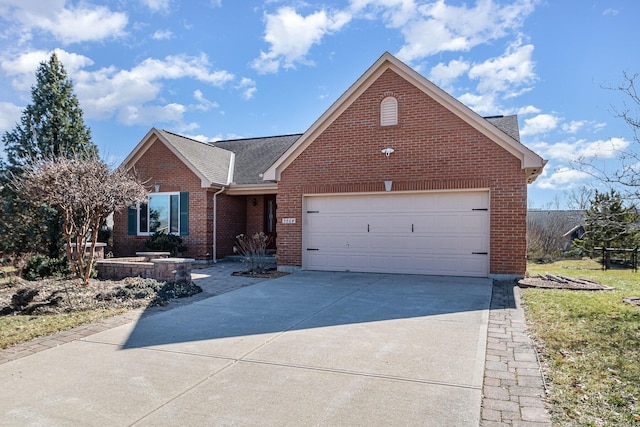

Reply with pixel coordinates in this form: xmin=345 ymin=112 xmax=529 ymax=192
xmin=485 ymin=115 xmax=521 ymax=142
xmin=215 ymin=134 xmax=301 ymax=185
xmin=158 ymin=130 xmax=234 ymax=186
xmin=158 ymin=130 xmax=300 ymax=186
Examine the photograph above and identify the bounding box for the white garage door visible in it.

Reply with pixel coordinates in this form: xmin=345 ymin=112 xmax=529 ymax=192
xmin=303 ymin=191 xmax=489 ymax=277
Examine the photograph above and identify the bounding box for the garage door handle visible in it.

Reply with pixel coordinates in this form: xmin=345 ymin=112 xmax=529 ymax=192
xmin=307 ymin=248 xmax=319 ymax=251
xmin=472 ymin=208 xmax=488 ymax=211
xmin=472 ymin=252 xmax=488 ymax=255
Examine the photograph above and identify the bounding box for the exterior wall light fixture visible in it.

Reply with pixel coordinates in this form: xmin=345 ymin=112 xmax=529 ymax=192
xmin=154 ymin=183 xmax=160 ymax=192
xmin=381 ymin=147 xmax=395 ymax=157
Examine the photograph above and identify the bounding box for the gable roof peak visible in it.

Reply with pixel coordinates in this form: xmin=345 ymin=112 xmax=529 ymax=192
xmin=122 ymin=127 xmax=234 ymax=188
xmin=262 ymin=51 xmax=545 ymax=183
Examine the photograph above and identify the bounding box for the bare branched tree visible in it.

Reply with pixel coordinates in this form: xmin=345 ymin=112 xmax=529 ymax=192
xmin=574 ymin=72 xmax=640 ymax=200
xmin=12 ymin=156 xmax=147 ymax=285
xmin=565 ymin=186 xmax=594 ymax=210
xmin=527 ymin=210 xmax=581 ymax=260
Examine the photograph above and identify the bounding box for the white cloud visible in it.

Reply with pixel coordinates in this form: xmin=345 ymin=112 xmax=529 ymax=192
xmin=468 ymin=40 xmax=536 ymax=95
xmin=561 ymin=120 xmax=586 ymax=134
xmin=1 ymin=48 xmax=94 ymax=90
xmin=593 ymin=122 xmax=607 ymax=132
xmin=152 ymin=29 xmax=174 ymax=40
xmin=560 ymin=120 xmax=608 ymax=134
xmin=520 ymin=113 xmax=559 ymax=136
xmin=238 ymin=77 xmax=257 ymax=100
xmin=185 ymin=134 xmax=220 ymax=143
xmin=535 ymin=166 xmax=591 ymax=190
xmin=350 ymin=0 xmax=417 ymax=27
xmin=185 ymin=132 xmax=244 ymax=143
xmin=515 ymin=105 xmax=541 ymax=115
xmin=1 ymin=2 xmax=128 ymax=44
xmin=72 ymin=54 xmax=234 ymax=124
xmin=530 ymin=137 xmax=630 ymax=162
xmin=429 ymin=58 xmax=469 ymax=87
xmin=0 ymin=101 xmax=23 ymax=134
xmin=252 ymin=7 xmax=351 ymax=74
xmin=192 ymin=89 xmax=219 ymax=111
xmin=383 ymin=0 xmax=536 ymax=62
xmin=142 ymin=0 xmax=171 ymax=13
xmin=457 ymin=92 xmax=499 ymax=116
xmin=0 ymin=51 xmax=234 ymax=126
xmin=118 ymin=103 xmax=185 ymax=126
xmin=603 ymin=8 xmax=619 ymax=16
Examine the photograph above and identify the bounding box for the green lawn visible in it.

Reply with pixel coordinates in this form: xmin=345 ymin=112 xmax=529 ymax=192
xmin=523 ymin=259 xmax=640 ymax=426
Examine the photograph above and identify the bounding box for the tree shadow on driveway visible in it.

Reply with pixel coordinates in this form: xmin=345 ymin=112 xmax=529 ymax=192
xmin=119 ymin=271 xmax=493 ymax=351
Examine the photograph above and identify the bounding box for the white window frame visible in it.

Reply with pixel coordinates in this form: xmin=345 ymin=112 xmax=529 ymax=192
xmin=137 ymin=192 xmax=181 ymax=236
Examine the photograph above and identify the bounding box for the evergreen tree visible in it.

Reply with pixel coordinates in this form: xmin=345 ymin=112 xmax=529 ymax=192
xmin=0 ymin=53 xmax=98 ymax=258
xmin=578 ymin=189 xmax=639 ymax=252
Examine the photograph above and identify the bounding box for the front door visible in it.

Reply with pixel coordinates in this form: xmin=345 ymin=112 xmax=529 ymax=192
xmin=264 ymin=194 xmax=277 ymax=250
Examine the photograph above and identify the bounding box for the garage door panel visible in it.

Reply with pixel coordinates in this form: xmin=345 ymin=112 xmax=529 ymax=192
xmin=303 ymin=192 xmax=489 ymax=277
xmin=462 ymin=236 xmax=488 ymax=252
xmin=460 ymin=214 xmax=487 ymax=230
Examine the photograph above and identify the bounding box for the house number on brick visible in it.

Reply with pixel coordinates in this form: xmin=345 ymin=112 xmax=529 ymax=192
xmin=282 ymin=218 xmax=296 ymax=224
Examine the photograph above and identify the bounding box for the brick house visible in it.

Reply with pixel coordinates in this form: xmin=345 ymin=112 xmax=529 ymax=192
xmin=114 ymin=52 xmax=545 ymax=279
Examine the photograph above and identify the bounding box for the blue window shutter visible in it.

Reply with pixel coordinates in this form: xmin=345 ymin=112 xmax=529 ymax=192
xmin=127 ymin=206 xmax=137 ymax=235
xmin=179 ymin=192 xmax=189 ymax=235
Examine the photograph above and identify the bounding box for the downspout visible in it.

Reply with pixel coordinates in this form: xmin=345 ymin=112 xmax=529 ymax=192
xmin=212 ymin=151 xmax=235 ymax=264
xmin=212 ymin=186 xmax=226 ymax=263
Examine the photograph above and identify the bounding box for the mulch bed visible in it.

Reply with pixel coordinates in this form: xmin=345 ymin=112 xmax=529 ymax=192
xmin=231 ymin=270 xmax=290 ymax=279
xmin=518 ymin=274 xmax=614 ymax=291
xmin=0 ymin=277 xmax=202 ymax=316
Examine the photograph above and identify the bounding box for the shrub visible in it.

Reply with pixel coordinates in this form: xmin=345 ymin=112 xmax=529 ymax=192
xmin=23 ymin=254 xmax=70 ymax=280
xmin=145 ymin=231 xmax=187 ymax=256
xmin=234 ymin=232 xmax=270 ymax=273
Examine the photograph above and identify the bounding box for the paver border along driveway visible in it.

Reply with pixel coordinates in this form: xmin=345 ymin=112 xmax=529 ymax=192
xmin=0 ymin=271 xmax=491 ymax=426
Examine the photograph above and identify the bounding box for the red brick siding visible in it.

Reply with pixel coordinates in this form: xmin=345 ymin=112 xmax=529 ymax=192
xmin=246 ymin=195 xmax=265 ymax=235
xmin=215 ymin=193 xmax=246 ymax=259
xmin=277 ymin=69 xmax=528 ymax=275
xmin=114 ymin=137 xmax=226 ymax=260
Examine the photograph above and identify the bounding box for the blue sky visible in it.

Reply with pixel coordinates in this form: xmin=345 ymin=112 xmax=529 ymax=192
xmin=0 ymin=0 xmax=638 ymax=208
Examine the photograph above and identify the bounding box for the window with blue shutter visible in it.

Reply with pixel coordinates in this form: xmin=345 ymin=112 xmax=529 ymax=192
xmin=179 ymin=192 xmax=189 ymax=235
xmin=127 ymin=206 xmax=137 ymax=235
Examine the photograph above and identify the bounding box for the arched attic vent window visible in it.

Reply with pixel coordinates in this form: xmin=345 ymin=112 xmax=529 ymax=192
xmin=380 ymin=96 xmax=398 ymax=126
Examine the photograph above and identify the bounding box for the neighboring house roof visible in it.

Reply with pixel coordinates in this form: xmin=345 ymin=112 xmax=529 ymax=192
xmin=527 ymin=210 xmax=586 ymax=237
xmin=263 ymin=52 xmax=546 ymax=183
xmin=527 ymin=210 xmax=586 ymax=224
xmin=215 ymin=134 xmax=302 ymax=185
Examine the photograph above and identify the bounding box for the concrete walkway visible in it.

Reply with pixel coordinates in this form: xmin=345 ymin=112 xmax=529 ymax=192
xmin=0 ymin=263 xmax=552 ymax=426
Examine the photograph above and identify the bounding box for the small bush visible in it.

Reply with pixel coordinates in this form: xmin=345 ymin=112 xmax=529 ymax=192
xmin=234 ymin=232 xmax=270 ymax=273
xmin=145 ymin=231 xmax=187 ymax=256
xmin=23 ymin=255 xmax=70 ymax=280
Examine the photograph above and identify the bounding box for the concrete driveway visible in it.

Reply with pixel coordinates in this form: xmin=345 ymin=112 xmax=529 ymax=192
xmin=0 ymin=271 xmax=492 ymax=426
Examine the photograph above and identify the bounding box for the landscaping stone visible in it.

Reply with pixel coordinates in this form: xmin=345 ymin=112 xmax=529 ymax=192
xmin=481 ymin=281 xmax=552 ymax=426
